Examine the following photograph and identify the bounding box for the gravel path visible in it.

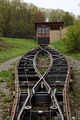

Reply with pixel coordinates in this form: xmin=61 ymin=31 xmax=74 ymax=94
xmin=0 ymin=56 xmax=21 ymax=72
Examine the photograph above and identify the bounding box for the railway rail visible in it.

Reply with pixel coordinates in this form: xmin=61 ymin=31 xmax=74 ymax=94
xmin=10 ymin=47 xmax=71 ymax=120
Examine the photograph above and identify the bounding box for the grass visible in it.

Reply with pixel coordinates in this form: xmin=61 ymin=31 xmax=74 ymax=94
xmin=0 ymin=37 xmax=39 ymax=64
xmin=0 ymin=37 xmax=80 ymax=64
xmin=0 ymin=68 xmax=14 ymax=83
xmin=3 ymin=97 xmax=13 ymax=103
xmin=0 ymin=68 xmax=14 ymax=120
xmin=1 ymin=93 xmax=6 ymax=97
xmin=0 ymin=68 xmax=15 ymax=96
xmin=50 ymin=39 xmax=80 ymax=61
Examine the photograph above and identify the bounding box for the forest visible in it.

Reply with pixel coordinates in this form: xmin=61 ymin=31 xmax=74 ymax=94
xmin=0 ymin=0 xmax=79 ymax=38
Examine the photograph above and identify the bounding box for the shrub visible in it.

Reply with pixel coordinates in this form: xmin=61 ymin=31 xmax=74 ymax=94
xmin=63 ymin=21 xmax=80 ymax=52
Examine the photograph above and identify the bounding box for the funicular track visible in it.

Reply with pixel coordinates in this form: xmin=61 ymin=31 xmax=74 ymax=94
xmin=10 ymin=47 xmax=71 ymax=120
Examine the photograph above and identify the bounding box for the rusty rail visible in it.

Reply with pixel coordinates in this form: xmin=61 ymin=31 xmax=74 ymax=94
xmin=63 ymin=57 xmax=71 ymax=120
xmin=10 ymin=64 xmax=20 ymax=120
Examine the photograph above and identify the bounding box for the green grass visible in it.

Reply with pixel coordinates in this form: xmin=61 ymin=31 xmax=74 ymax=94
xmin=0 ymin=37 xmax=39 ymax=64
xmin=0 ymin=68 xmax=14 ymax=90
xmin=3 ymin=97 xmax=13 ymax=103
xmin=0 ymin=37 xmax=80 ymax=64
xmin=0 ymin=68 xmax=14 ymax=120
xmin=0 ymin=69 xmax=14 ymax=82
xmin=50 ymin=39 xmax=80 ymax=61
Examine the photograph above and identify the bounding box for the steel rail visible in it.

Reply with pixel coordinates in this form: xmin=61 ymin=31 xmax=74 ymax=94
xmin=51 ymin=47 xmax=71 ymax=120
xmin=33 ymin=48 xmax=64 ymax=119
xmin=17 ymin=94 xmax=30 ymax=120
xmin=63 ymin=57 xmax=71 ymax=120
xmin=10 ymin=48 xmax=40 ymax=120
xmin=16 ymin=49 xmax=40 ymax=120
xmin=51 ymin=89 xmax=64 ymax=120
xmin=33 ymin=48 xmax=53 ymax=94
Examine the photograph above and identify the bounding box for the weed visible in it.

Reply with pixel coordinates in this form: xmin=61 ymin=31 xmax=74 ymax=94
xmin=1 ymin=104 xmax=7 ymax=109
xmin=2 ymin=113 xmax=9 ymax=120
xmin=3 ymin=97 xmax=13 ymax=103
xmin=0 ymin=69 xmax=14 ymax=83
xmin=1 ymin=93 xmax=6 ymax=97
xmin=0 ymin=78 xmax=4 ymax=82
xmin=5 ymin=83 xmax=10 ymax=88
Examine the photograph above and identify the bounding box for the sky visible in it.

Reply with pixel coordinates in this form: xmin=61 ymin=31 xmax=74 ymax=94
xmin=24 ymin=0 xmax=80 ymax=16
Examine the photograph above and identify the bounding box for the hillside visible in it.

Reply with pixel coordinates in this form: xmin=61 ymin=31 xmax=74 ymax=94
xmin=51 ymin=39 xmax=80 ymax=61
xmin=0 ymin=38 xmax=39 ymax=64
xmin=0 ymin=38 xmax=80 ymax=119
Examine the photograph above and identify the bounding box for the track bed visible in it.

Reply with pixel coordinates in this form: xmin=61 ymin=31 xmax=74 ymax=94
xmin=10 ymin=47 xmax=71 ymax=120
